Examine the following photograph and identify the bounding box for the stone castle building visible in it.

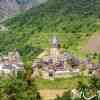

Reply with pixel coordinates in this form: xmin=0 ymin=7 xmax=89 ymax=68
xmin=32 ymin=36 xmax=80 ymax=79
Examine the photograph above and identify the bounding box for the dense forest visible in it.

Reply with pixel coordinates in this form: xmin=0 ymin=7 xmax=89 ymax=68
xmin=1 ymin=0 xmax=100 ymax=63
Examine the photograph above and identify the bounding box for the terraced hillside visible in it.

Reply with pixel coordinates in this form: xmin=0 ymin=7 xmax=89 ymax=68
xmin=1 ymin=0 xmax=100 ymax=64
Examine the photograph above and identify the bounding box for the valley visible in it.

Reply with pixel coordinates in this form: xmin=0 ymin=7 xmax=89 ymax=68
xmin=0 ymin=0 xmax=100 ymax=100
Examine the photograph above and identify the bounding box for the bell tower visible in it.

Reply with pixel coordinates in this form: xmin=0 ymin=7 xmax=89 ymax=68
xmin=50 ymin=36 xmax=61 ymax=64
xmin=51 ymin=36 xmax=60 ymax=48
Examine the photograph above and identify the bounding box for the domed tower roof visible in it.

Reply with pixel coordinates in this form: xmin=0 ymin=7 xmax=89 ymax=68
xmin=51 ymin=36 xmax=60 ymax=48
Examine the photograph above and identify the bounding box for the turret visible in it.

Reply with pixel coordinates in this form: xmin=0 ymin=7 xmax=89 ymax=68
xmin=15 ymin=50 xmax=23 ymax=66
xmin=50 ymin=36 xmax=61 ymax=64
xmin=51 ymin=36 xmax=60 ymax=48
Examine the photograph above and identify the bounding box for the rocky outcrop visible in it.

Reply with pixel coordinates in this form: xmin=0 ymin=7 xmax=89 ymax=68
xmin=0 ymin=0 xmax=20 ymax=21
xmin=0 ymin=0 xmax=48 ymax=22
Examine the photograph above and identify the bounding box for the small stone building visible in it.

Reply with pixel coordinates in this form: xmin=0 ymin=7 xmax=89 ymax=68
xmin=0 ymin=50 xmax=24 ymax=75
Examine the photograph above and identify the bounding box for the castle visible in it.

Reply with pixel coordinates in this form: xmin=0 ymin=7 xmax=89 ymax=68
xmin=32 ymin=36 xmax=80 ymax=79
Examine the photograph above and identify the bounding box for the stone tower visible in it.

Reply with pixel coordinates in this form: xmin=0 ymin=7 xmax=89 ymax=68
xmin=51 ymin=36 xmax=60 ymax=48
xmin=50 ymin=36 xmax=61 ymax=64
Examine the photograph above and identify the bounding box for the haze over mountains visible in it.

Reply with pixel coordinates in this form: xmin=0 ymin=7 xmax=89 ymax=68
xmin=0 ymin=0 xmax=48 ymax=21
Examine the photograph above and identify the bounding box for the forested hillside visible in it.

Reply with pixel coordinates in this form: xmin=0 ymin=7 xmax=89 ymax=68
xmin=1 ymin=0 xmax=100 ymax=63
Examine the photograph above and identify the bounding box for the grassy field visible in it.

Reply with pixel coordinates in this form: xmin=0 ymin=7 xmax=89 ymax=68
xmin=35 ymin=76 xmax=89 ymax=89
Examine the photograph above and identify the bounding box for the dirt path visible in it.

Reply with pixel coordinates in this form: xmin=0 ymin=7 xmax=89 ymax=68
xmin=39 ymin=89 xmax=67 ymax=100
xmin=81 ymin=33 xmax=100 ymax=53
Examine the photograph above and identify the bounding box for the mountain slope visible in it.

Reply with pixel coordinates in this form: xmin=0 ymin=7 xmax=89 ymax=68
xmin=1 ymin=0 xmax=100 ymax=63
xmin=0 ymin=0 xmax=19 ymax=21
xmin=0 ymin=0 xmax=48 ymax=22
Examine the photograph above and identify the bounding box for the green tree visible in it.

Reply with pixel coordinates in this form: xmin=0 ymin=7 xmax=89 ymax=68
xmin=0 ymin=72 xmax=41 ymax=100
